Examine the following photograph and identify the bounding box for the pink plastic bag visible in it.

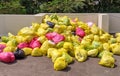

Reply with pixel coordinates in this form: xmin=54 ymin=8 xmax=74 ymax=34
xmin=17 ymin=42 xmax=29 ymax=49
xmin=0 ymin=52 xmax=15 ymax=63
xmin=0 ymin=44 xmax=6 ymax=53
xmin=29 ymin=37 xmax=41 ymax=49
xmin=76 ymin=27 xmax=85 ymax=38
xmin=46 ymin=32 xmax=57 ymax=40
xmin=52 ymin=34 xmax=65 ymax=44
xmin=46 ymin=32 xmax=65 ymax=44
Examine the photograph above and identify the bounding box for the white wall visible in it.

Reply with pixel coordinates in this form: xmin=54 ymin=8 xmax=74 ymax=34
xmin=109 ymin=13 xmax=120 ymax=33
xmin=0 ymin=13 xmax=109 ymax=36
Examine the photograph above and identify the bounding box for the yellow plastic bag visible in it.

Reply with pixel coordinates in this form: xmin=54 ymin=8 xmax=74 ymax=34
xmin=22 ymin=47 xmax=32 ymax=56
xmin=99 ymin=54 xmax=115 ymax=68
xmin=61 ymin=52 xmax=73 ymax=64
xmin=75 ymin=46 xmax=87 ymax=62
xmin=31 ymin=47 xmax=42 ymax=57
xmin=87 ymin=49 xmax=98 ymax=57
xmin=40 ymin=40 xmax=54 ymax=55
xmin=54 ymin=57 xmax=68 ymax=71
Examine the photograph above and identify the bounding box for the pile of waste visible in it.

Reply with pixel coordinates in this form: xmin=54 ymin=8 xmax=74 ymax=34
xmin=0 ymin=14 xmax=120 ymax=71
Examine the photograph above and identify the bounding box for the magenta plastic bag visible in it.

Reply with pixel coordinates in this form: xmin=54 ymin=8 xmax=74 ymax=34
xmin=17 ymin=42 xmax=29 ymax=49
xmin=76 ymin=27 xmax=85 ymax=38
xmin=46 ymin=32 xmax=65 ymax=44
xmin=46 ymin=32 xmax=57 ymax=40
xmin=29 ymin=37 xmax=41 ymax=49
xmin=0 ymin=52 xmax=15 ymax=63
xmin=0 ymin=44 xmax=6 ymax=53
xmin=52 ymin=34 xmax=65 ymax=44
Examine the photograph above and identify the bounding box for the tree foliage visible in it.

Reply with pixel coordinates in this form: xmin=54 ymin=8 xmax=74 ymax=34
xmin=0 ymin=0 xmax=26 ymax=14
xmin=0 ymin=0 xmax=120 ymax=14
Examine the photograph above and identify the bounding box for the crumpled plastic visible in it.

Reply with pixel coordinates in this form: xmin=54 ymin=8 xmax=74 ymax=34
xmin=63 ymin=42 xmax=73 ymax=51
xmin=53 ymin=25 xmax=66 ymax=33
xmin=0 ymin=44 xmax=6 ymax=53
xmin=61 ymin=52 xmax=73 ymax=64
xmin=22 ymin=47 xmax=32 ymax=56
xmin=17 ymin=42 xmax=29 ymax=49
xmin=81 ymin=39 xmax=91 ymax=50
xmin=0 ymin=52 xmax=15 ymax=63
xmin=92 ymin=41 xmax=101 ymax=49
xmin=1 ymin=36 xmax=9 ymax=43
xmin=14 ymin=48 xmax=25 ymax=59
xmin=56 ymin=41 xmax=64 ymax=48
xmin=47 ymin=48 xmax=56 ymax=58
xmin=54 ymin=57 xmax=68 ymax=71
xmin=17 ymin=27 xmax=35 ymax=36
xmin=37 ymin=28 xmax=47 ymax=36
xmin=6 ymin=39 xmax=18 ymax=47
xmin=31 ymin=23 xmax=40 ymax=32
xmin=70 ymin=18 xmax=78 ymax=25
xmin=29 ymin=37 xmax=41 ymax=49
xmin=3 ymin=46 xmax=16 ymax=52
xmin=108 ymin=38 xmax=117 ymax=44
xmin=71 ymin=35 xmax=81 ymax=45
xmin=87 ymin=49 xmax=98 ymax=57
xmin=48 ymin=48 xmax=62 ymax=62
xmin=31 ymin=47 xmax=42 ymax=57
xmin=16 ymin=36 xmax=26 ymax=43
xmin=99 ymin=54 xmax=115 ymax=68
xmin=58 ymin=16 xmax=70 ymax=26
xmin=100 ymin=33 xmax=111 ymax=42
xmin=63 ymin=42 xmax=74 ymax=56
xmin=116 ymin=36 xmax=120 ymax=43
xmin=103 ymin=43 xmax=110 ymax=51
xmin=58 ymin=48 xmax=68 ymax=54
xmin=90 ymin=24 xmax=99 ymax=35
xmin=37 ymin=36 xmax=47 ymax=44
xmin=98 ymin=51 xmax=113 ymax=58
xmin=115 ymin=33 xmax=120 ymax=37
xmin=75 ymin=46 xmax=87 ymax=62
xmin=46 ymin=32 xmax=65 ymax=44
xmin=76 ymin=27 xmax=85 ymax=38
xmin=111 ymin=43 xmax=120 ymax=55
xmin=40 ymin=40 xmax=54 ymax=55
xmin=93 ymin=35 xmax=100 ymax=41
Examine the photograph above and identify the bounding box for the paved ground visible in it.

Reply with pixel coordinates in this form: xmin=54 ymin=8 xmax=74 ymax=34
xmin=0 ymin=55 xmax=120 ymax=76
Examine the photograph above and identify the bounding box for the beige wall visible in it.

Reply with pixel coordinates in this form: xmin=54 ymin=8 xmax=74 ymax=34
xmin=109 ymin=13 xmax=120 ymax=33
xmin=0 ymin=15 xmax=36 ymax=35
xmin=0 ymin=13 xmax=109 ymax=36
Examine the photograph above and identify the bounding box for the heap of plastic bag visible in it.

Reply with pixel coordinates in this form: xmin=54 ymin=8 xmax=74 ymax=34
xmin=0 ymin=14 xmax=120 ymax=70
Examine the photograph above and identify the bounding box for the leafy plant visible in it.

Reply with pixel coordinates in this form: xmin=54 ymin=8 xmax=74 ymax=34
xmin=40 ymin=0 xmax=85 ymax=13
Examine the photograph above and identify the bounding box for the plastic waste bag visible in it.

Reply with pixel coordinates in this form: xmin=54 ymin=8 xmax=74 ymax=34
xmin=54 ymin=57 xmax=68 ymax=71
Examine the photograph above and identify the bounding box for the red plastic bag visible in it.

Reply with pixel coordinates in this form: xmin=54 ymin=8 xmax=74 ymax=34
xmin=0 ymin=52 xmax=15 ymax=63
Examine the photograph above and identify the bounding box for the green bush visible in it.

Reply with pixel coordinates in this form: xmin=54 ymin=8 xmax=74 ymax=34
xmin=0 ymin=0 xmax=120 ymax=14
xmin=0 ymin=0 xmax=26 ymax=14
xmin=40 ymin=0 xmax=85 ymax=13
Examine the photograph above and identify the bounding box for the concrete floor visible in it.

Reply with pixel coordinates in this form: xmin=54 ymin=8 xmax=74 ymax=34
xmin=0 ymin=55 xmax=120 ymax=76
